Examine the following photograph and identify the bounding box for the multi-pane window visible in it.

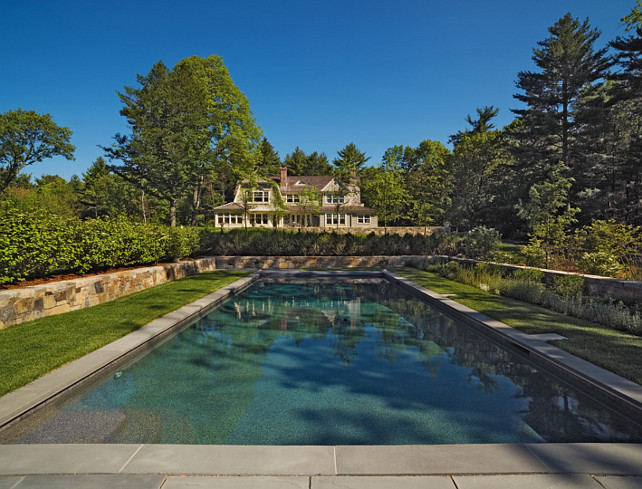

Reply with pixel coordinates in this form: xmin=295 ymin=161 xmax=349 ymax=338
xmin=357 ymin=215 xmax=371 ymax=224
xmin=325 ymin=194 xmax=345 ymax=204
xmin=327 ymin=213 xmax=346 ymax=225
xmin=252 ymin=191 xmax=269 ymax=203
xmin=286 ymin=194 xmax=300 ymax=203
xmin=250 ymin=213 xmax=269 ymax=225
xmin=218 ymin=214 xmax=242 ymax=225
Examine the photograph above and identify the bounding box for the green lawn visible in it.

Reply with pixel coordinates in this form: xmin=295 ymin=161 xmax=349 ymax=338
xmin=394 ymin=267 xmax=642 ymax=385
xmin=0 ymin=270 xmax=250 ymax=396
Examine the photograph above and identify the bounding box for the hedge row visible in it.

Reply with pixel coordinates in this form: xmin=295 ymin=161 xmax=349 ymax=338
xmin=1 ymin=202 xmax=501 ymax=284
xmin=0 ymin=205 xmax=200 ymax=284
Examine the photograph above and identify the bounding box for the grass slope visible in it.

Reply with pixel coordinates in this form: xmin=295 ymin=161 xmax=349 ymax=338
xmin=395 ymin=268 xmax=642 ymax=385
xmin=0 ymin=270 xmax=250 ymax=396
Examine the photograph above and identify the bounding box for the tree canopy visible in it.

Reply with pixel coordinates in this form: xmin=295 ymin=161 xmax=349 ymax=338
xmin=0 ymin=109 xmax=75 ymax=194
xmin=104 ymin=55 xmax=262 ymax=226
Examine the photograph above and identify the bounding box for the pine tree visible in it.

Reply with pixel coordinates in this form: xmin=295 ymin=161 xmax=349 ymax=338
xmin=513 ymin=13 xmax=611 ymax=207
xmin=332 ymin=142 xmax=370 ymax=181
xmin=255 ymin=138 xmax=281 ymax=177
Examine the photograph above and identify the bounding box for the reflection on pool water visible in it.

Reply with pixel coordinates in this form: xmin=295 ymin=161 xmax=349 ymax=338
xmin=4 ymin=278 xmax=642 ymax=445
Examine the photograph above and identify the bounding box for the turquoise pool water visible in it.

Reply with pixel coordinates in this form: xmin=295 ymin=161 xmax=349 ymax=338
xmin=4 ymin=278 xmax=642 ymax=444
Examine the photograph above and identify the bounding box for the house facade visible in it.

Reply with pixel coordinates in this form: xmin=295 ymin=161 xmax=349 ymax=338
xmin=212 ymin=167 xmax=378 ymax=228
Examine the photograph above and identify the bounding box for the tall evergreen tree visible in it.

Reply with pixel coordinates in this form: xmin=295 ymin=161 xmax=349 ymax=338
xmin=513 ymin=13 xmax=611 ymax=207
xmin=446 ymin=109 xmax=515 ymax=233
xmin=333 ymin=142 xmax=370 ymax=180
xmin=284 ymin=147 xmax=307 ymax=175
xmin=284 ymin=147 xmax=332 ymax=175
xmin=255 ymin=138 xmax=281 ymax=177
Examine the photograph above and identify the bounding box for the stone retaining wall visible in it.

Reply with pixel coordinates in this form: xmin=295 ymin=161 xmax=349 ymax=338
xmin=0 ymin=258 xmax=218 ymax=329
xmin=299 ymin=226 xmax=446 ymax=235
xmin=213 ymin=255 xmax=421 ymax=270
xmin=3 ymin=253 xmax=640 ymax=329
xmin=0 ymin=255 xmax=423 ymax=329
xmin=429 ymin=255 xmax=642 ymax=302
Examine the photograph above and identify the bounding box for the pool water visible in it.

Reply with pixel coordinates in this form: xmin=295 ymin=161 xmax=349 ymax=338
xmin=4 ymin=279 xmax=642 ymax=444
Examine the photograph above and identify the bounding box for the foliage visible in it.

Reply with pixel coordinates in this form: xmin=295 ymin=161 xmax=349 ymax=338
xmin=332 ymin=142 xmax=370 ymax=180
xmin=518 ymin=162 xmax=578 ymax=268
xmin=419 ymin=260 xmax=642 ymax=335
xmin=199 ymin=228 xmax=454 ymax=257
xmin=0 ymin=109 xmax=75 ymax=193
xmin=446 ymin=108 xmax=515 ymax=232
xmin=511 ymin=268 xmax=545 ymax=283
xmin=104 ymin=55 xmax=262 ymax=226
xmin=512 ymin=13 xmax=612 ymax=208
xmin=552 ymin=275 xmax=584 ymax=300
xmin=284 ymin=147 xmax=332 ymax=176
xmin=578 ymin=252 xmax=623 ymax=278
xmin=401 ymin=140 xmax=452 ymax=227
xmin=362 ymin=146 xmax=407 ymax=230
xmin=0 ymin=201 xmax=201 ymax=284
xmin=255 ymin=138 xmax=282 ymax=177
xmin=457 ymin=226 xmax=501 ymax=260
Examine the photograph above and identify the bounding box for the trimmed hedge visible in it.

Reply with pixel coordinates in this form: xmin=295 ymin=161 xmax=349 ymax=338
xmin=198 ymin=228 xmax=457 ymax=257
xmin=0 ymin=203 xmax=200 ymax=283
xmin=1 ymin=205 xmax=500 ymax=285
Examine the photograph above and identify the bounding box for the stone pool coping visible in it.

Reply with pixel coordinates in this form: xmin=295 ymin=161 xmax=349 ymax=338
xmin=1 ymin=270 xmax=642 ymax=485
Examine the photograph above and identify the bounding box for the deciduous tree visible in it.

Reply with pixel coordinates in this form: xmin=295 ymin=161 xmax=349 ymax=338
xmin=104 ymin=55 xmax=261 ymax=226
xmin=0 ymin=109 xmax=75 ymax=194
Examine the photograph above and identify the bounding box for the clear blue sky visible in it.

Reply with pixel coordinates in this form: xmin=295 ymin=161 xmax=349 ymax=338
xmin=0 ymin=0 xmax=634 ymax=180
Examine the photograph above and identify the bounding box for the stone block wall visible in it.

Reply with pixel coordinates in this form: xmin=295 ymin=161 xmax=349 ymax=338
xmin=213 ymin=255 xmax=422 ymax=270
xmin=297 ymin=226 xmax=446 ymax=236
xmin=0 ymin=258 xmax=217 ymax=329
xmin=3 ymin=253 xmax=640 ymax=329
xmin=428 ymin=255 xmax=642 ymax=302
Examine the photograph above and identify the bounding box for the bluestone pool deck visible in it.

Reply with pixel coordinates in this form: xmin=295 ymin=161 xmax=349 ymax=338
xmin=1 ymin=271 xmax=641 ymax=488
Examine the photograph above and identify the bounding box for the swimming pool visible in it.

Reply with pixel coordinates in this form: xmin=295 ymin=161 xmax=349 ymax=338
xmin=3 ymin=277 xmax=642 ymax=444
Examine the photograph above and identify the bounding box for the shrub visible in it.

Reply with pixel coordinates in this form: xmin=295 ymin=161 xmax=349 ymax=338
xmin=552 ymin=275 xmax=584 ymax=301
xmin=520 ymin=245 xmax=546 ymax=268
xmin=578 ymin=252 xmax=622 ymax=278
xmin=165 ymin=226 xmax=201 ymax=260
xmin=511 ymin=268 xmax=545 ymax=283
xmin=458 ymin=226 xmax=501 ymax=260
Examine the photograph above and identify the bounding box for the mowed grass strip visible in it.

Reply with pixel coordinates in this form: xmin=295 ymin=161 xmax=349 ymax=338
xmin=0 ymin=270 xmax=250 ymax=396
xmin=394 ymin=267 xmax=642 ymax=386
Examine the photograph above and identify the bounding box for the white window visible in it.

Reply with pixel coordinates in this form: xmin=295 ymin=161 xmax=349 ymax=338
xmin=327 ymin=213 xmax=346 ymax=225
xmin=325 ymin=194 xmax=344 ymax=204
xmin=357 ymin=215 xmax=371 ymax=224
xmin=286 ymin=194 xmax=300 ymax=203
xmin=251 ymin=214 xmax=269 ymax=225
xmin=252 ymin=191 xmax=269 ymax=203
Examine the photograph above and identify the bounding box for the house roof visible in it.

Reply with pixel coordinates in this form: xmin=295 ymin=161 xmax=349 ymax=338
xmin=275 ymin=175 xmax=333 ymax=192
xmin=211 ymin=202 xmax=243 ymax=212
xmin=318 ymin=205 xmax=377 ymax=213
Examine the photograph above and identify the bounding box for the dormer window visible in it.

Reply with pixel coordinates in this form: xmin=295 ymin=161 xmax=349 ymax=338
xmin=286 ymin=194 xmax=300 ymax=203
xmin=295 ymin=180 xmax=306 ymax=185
xmin=325 ymin=194 xmax=344 ymax=204
xmin=252 ymin=191 xmax=269 ymax=203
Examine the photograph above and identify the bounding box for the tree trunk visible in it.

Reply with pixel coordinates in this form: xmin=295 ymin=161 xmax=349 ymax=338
xmin=170 ymin=199 xmax=177 ymax=227
xmin=191 ymin=175 xmax=204 ymax=226
xmin=141 ymin=190 xmax=147 ymax=224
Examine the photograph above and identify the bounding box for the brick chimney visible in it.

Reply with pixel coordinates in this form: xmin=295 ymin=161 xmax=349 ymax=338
xmin=280 ymin=166 xmax=288 ymax=188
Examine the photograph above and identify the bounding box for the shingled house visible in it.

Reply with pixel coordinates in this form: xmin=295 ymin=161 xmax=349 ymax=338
xmin=212 ymin=167 xmax=377 ymax=228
